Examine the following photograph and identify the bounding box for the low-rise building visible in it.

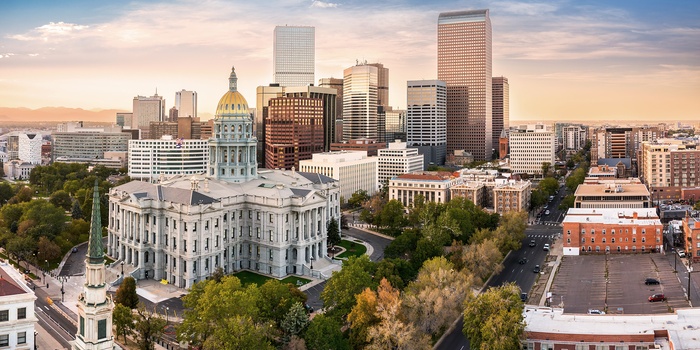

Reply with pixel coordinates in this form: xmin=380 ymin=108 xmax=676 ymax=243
xmin=0 ymin=264 xmax=38 ymax=350
xmin=574 ymin=178 xmax=652 ymax=209
xmin=562 ymin=208 xmax=662 ymax=255
xmin=330 ymin=138 xmax=384 ymax=157
xmin=493 ymin=180 xmax=531 ymax=215
xmin=389 ymin=171 xmax=462 ymax=207
xmin=377 ymin=141 xmax=424 ymax=186
xmin=682 ymin=214 xmax=700 ymax=263
xmin=587 ymin=164 xmax=617 ymax=179
xmin=450 ymin=181 xmax=485 ymax=207
xmin=299 ymin=151 xmax=378 ymax=200
xmin=3 ymin=160 xmax=36 ymax=180
xmin=128 ymin=137 xmax=209 ymax=182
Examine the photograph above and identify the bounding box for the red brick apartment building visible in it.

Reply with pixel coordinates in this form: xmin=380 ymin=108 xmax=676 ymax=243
xmin=523 ymin=307 xmax=700 ymax=349
xmin=562 ymin=208 xmax=662 ymax=256
xmin=682 ymin=215 xmax=700 ymax=263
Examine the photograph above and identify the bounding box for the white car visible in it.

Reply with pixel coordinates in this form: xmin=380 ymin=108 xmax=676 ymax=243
xmin=543 ymin=243 xmax=550 ymax=251
xmin=678 ymin=250 xmax=686 ymax=258
xmin=587 ymin=309 xmax=605 ymax=315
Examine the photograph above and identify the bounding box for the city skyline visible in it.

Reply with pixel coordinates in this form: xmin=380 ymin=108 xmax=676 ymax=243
xmin=1 ymin=0 xmax=699 ymax=122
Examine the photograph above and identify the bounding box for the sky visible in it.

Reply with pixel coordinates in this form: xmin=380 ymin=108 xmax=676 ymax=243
xmin=0 ymin=0 xmax=699 ymax=122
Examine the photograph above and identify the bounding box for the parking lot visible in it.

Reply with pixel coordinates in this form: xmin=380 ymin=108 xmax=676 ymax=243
xmin=549 ymin=254 xmax=690 ymax=314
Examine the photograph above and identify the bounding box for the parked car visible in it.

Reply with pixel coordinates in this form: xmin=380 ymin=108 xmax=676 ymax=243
xmin=587 ymin=309 xmax=605 ymax=315
xmin=644 ymin=278 xmax=660 ymax=285
xmin=529 ymin=239 xmax=536 ymax=247
xmin=678 ymin=250 xmax=686 ymax=258
xmin=304 ymin=304 xmax=314 ymax=313
xmin=648 ymin=293 xmax=666 ymax=302
xmin=533 ymin=265 xmax=541 ymax=273
xmin=544 ymin=210 xmax=550 ymax=215
xmin=543 ymin=243 xmax=550 ymax=251
xmin=520 ymin=292 xmax=528 ymax=302
xmin=518 ymin=257 xmax=528 ymax=264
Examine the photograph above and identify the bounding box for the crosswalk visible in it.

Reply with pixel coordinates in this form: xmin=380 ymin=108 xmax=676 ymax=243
xmin=527 ymin=234 xmax=554 ymax=238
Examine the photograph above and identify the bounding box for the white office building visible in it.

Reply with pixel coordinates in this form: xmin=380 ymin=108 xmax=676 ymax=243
xmin=562 ymin=124 xmax=587 ymax=155
xmin=377 ymin=140 xmax=424 ymax=186
xmin=406 ymin=80 xmax=447 ymax=166
xmin=108 ymin=66 xmax=340 ymax=286
xmin=18 ymin=133 xmax=42 ymax=164
xmin=509 ymin=124 xmax=556 ymax=175
xmin=133 ymin=94 xmax=165 ymax=131
xmin=273 ymin=26 xmax=315 ymax=87
xmin=0 ymin=264 xmax=37 ymax=350
xmin=299 ymin=151 xmax=378 ymax=200
xmin=176 ymin=90 xmax=198 ymax=119
xmin=128 ymin=136 xmax=210 ymax=182
xmin=52 ymin=125 xmax=131 ymax=163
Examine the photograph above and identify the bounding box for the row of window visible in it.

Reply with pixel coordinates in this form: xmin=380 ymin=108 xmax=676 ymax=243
xmin=0 ymin=307 xmax=26 ymax=322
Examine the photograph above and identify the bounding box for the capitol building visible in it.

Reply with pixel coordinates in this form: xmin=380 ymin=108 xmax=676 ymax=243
xmin=106 ymin=67 xmax=341 ymax=288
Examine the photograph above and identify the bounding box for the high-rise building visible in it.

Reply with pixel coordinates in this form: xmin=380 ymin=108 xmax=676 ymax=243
xmin=319 ymin=77 xmax=344 ymax=127
xmin=264 ymin=97 xmax=324 ymax=170
xmin=367 ymin=63 xmax=389 ymax=110
xmin=273 ymin=26 xmax=315 ymax=87
xmin=492 ymin=76 xmax=509 ymax=151
xmin=377 ymin=141 xmax=424 ymax=185
xmin=116 ymin=112 xmax=133 ymax=128
xmin=438 ymin=9 xmax=493 ymax=160
xmin=18 ymin=133 xmax=42 ymax=164
xmin=343 ymin=63 xmax=379 ymax=141
xmin=176 ymin=90 xmax=198 ymax=119
xmin=384 ymin=108 xmax=406 ymax=143
xmin=255 ymin=84 xmax=285 ymax=165
xmin=52 ymin=125 xmax=131 ymax=163
xmin=562 ymin=124 xmax=588 ymax=155
xmin=133 ymin=93 xmax=165 ymax=136
xmin=509 ymin=124 xmax=556 ymax=175
xmin=168 ymin=107 xmax=179 ymax=122
xmin=639 ymin=139 xmax=700 ymax=199
xmin=407 ymin=80 xmax=447 ymax=166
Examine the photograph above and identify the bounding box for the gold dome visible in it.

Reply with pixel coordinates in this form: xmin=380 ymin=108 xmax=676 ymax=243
xmin=215 ymin=66 xmax=250 ymax=118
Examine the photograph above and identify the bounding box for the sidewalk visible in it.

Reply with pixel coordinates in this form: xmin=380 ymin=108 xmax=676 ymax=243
xmin=528 ymin=233 xmax=563 ymax=306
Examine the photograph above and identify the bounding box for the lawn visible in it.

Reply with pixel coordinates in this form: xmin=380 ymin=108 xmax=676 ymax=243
xmin=280 ymin=275 xmax=312 ymax=287
xmin=336 ymin=239 xmax=367 ymax=259
xmin=232 ymin=271 xmax=273 ymax=287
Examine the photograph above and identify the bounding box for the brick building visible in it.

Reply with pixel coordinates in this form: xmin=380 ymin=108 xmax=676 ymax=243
xmin=330 ymin=138 xmax=384 ymax=157
xmin=264 ymin=97 xmax=324 ymax=170
xmin=562 ymin=208 xmax=662 ymax=256
xmin=682 ymin=215 xmax=700 ymax=263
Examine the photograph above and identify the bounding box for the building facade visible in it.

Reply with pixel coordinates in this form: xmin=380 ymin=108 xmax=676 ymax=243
xmin=682 ymin=215 xmax=700 ymax=263
xmin=562 ymin=124 xmax=587 ymax=155
xmin=264 ymin=97 xmax=324 ymax=170
xmin=108 ymin=66 xmax=341 ymax=287
xmin=573 ymin=178 xmax=652 ymax=209
xmin=639 ymin=139 xmax=700 ymax=200
xmin=299 ymin=151 xmax=378 ymax=200
xmin=128 ymin=137 xmax=210 ymax=182
xmin=0 ymin=265 xmax=37 ymax=350
xmin=562 ymin=208 xmax=662 ymax=255
xmin=17 ymin=133 xmax=42 ymax=164
xmin=406 ymin=80 xmax=447 ymax=166
xmin=52 ymin=127 xmax=131 ymax=162
xmin=318 ymin=77 xmax=344 ymax=125
xmin=492 ymin=76 xmax=509 ymax=152
xmin=493 ymin=180 xmax=531 ymax=215
xmin=132 ymin=94 xmax=165 ymax=132
xmin=389 ymin=171 xmax=462 ymax=208
xmin=377 ymin=141 xmax=424 ymax=186
xmin=438 ymin=9 xmax=492 ymax=160
xmin=384 ymin=108 xmax=406 ymax=143
xmin=343 ymin=63 xmax=379 ymax=141
xmin=330 ymin=138 xmax=384 ymax=157
xmin=508 ymin=124 xmax=556 ymax=175
xmin=116 ymin=113 xmax=133 ymax=128
xmin=273 ymin=26 xmax=315 ymax=87
xmin=175 ymin=90 xmax=197 ymax=119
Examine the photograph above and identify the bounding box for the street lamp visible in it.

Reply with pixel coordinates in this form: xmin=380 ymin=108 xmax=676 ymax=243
xmin=688 ymin=260 xmax=695 ymax=304
xmin=310 ymin=257 xmax=314 ymax=270
xmin=121 ymin=261 xmax=125 ymax=277
xmin=166 ymin=306 xmax=169 ymax=324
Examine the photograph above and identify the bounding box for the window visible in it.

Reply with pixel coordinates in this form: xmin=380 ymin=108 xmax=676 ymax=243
xmin=602 ymin=229 xmax=606 ymax=235
xmin=633 ymin=237 xmax=637 ymax=243
xmin=17 ymin=331 xmax=26 ymax=344
xmin=0 ymin=310 xmax=7 ymax=322
xmin=591 ymin=238 xmax=595 ymax=243
xmin=80 ymin=316 xmax=85 ymax=336
xmin=567 ymin=230 xmax=571 ymax=235
xmin=17 ymin=307 xmax=26 ymax=319
xmin=0 ymin=334 xmax=7 ymax=347
xmin=602 ymin=238 xmax=606 ymax=243
xmin=98 ymin=319 xmax=107 ymax=339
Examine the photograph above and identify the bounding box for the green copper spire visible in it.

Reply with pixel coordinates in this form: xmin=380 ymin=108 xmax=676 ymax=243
xmin=87 ymin=180 xmax=104 ymax=264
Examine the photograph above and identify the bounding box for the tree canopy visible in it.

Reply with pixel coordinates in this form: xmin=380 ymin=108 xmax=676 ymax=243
xmin=463 ymin=283 xmax=525 ymax=350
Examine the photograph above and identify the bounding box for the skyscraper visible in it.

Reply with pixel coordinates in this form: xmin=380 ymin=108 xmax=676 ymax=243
xmin=407 ymin=80 xmax=447 ymax=166
xmin=343 ymin=63 xmax=379 ymax=142
xmin=273 ymin=26 xmax=315 ymax=86
xmin=438 ymin=9 xmax=493 ymax=160
xmin=319 ymin=77 xmax=344 ymax=125
xmin=264 ymin=96 xmax=324 ymax=170
xmin=133 ymin=93 xmax=165 ymax=137
xmin=176 ymin=89 xmax=197 ymax=119
xmin=492 ymin=76 xmax=509 ymax=152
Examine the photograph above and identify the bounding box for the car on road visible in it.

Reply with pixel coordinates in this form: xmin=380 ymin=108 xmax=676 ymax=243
xmin=543 ymin=243 xmax=550 ymax=251
xmin=648 ymin=293 xmax=666 ymax=302
xmin=520 ymin=292 xmax=528 ymax=302
xmin=548 ymin=196 xmax=554 ymax=202
xmin=678 ymin=250 xmax=686 ymax=258
xmin=644 ymin=278 xmax=660 ymax=285
xmin=545 ymin=210 xmax=550 ymax=215
xmin=587 ymin=309 xmax=605 ymax=315
xmin=533 ymin=265 xmax=541 ymax=273
xmin=518 ymin=257 xmax=528 ymax=264
xmin=304 ymin=304 xmax=314 ymax=313
xmin=529 ymin=239 xmax=536 ymax=247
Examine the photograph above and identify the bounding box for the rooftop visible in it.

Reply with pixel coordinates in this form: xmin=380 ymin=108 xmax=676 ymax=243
xmin=575 ymin=180 xmax=650 ymax=197
xmin=563 ymin=208 xmax=660 ymax=225
xmin=0 ymin=264 xmax=29 ymax=296
xmin=394 ymin=171 xmax=459 ymax=181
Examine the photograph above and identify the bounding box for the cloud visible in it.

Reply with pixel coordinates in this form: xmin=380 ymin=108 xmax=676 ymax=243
xmin=8 ymin=21 xmax=89 ymax=42
xmin=310 ymin=0 xmax=339 ymax=8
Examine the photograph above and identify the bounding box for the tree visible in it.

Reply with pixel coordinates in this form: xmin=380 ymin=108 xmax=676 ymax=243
xmin=0 ymin=182 xmax=14 ymax=206
xmin=134 ymin=304 xmax=167 ymax=350
xmin=113 ymin=303 xmax=134 ymax=343
xmin=257 ymin=279 xmax=306 ymax=326
xmin=326 ymin=217 xmax=341 ymax=255
xmin=7 ymin=186 xmax=33 ymax=204
xmin=403 ymin=257 xmax=473 ymax=336
xmin=210 ymin=266 xmax=225 ymax=282
xmin=538 ymin=177 xmax=559 ymax=197
xmin=365 ymin=279 xmax=431 ymax=350
xmin=49 ymin=190 xmax=73 ymax=211
xmin=71 ymin=200 xmax=83 ymax=220
xmin=541 ymin=162 xmax=551 ymax=177
xmin=303 ymin=314 xmax=350 ymax=350
xmin=281 ymin=302 xmax=309 ymax=341
xmin=373 ymin=258 xmax=416 ymax=290
xmin=384 ymin=229 xmax=420 ymax=259
xmin=375 ymin=199 xmax=406 ymax=236
xmin=459 ymin=239 xmax=503 ymax=284
xmin=348 ymin=287 xmax=380 ymax=348
xmin=202 ymin=315 xmax=275 ymax=350
xmin=20 ymin=200 xmax=66 ymax=239
xmin=0 ymin=203 xmax=24 ymax=232
xmin=348 ymin=190 xmax=369 ymax=208
xmin=493 ymin=211 xmax=528 ymax=255
xmin=321 ymin=255 xmax=375 ymax=320
xmin=566 ymin=158 xmax=575 ymax=169
xmin=558 ymin=194 xmax=575 ymax=211
xmin=115 ymin=277 xmax=139 ymax=309
xmin=463 ymin=283 xmax=525 ymax=350
xmin=37 ymin=236 xmax=62 ymax=262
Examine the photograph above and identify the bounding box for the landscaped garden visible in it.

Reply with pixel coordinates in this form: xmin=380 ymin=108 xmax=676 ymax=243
xmin=336 ymin=239 xmax=367 ymax=259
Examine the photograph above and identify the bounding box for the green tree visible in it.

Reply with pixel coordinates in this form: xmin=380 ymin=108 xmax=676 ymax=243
xmin=373 ymin=258 xmax=416 ymax=290
xmin=37 ymin=236 xmax=62 ymax=262
xmin=566 ymin=158 xmax=575 ymax=169
xmin=20 ymin=200 xmax=66 ymax=239
xmin=281 ymin=302 xmax=309 ymax=341
xmin=71 ymin=200 xmax=83 ymax=220
xmin=134 ymin=304 xmax=167 ymax=350
xmin=538 ymin=177 xmax=559 ymax=196
xmin=375 ymin=199 xmax=406 ymax=236
xmin=541 ymin=162 xmax=551 ymax=177
xmin=115 ymin=277 xmax=139 ymax=309
xmin=257 ymin=279 xmax=306 ymax=326
xmin=202 ymin=315 xmax=275 ymax=350
xmin=559 ymin=194 xmax=575 ymax=211
xmin=492 ymin=211 xmax=528 ymax=255
xmin=463 ymin=283 xmax=525 ymax=350
xmin=348 ymin=190 xmax=369 ymax=208
xmin=326 ymin=217 xmax=341 ymax=255
xmin=49 ymin=190 xmax=73 ymax=211
xmin=6 ymin=235 xmax=36 ymax=263
xmin=210 ymin=266 xmax=225 ymax=282
xmin=8 ymin=186 xmax=33 ymax=204
xmin=384 ymin=229 xmax=420 ymax=259
xmin=113 ymin=303 xmax=134 ymax=343
xmin=321 ymin=255 xmax=375 ymax=320
xmin=0 ymin=203 xmax=24 ymax=232
xmin=0 ymin=182 xmax=15 ymax=206
xmin=304 ymin=314 xmax=350 ymax=350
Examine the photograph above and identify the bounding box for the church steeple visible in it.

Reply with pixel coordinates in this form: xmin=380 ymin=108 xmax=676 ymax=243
xmin=228 ymin=66 xmax=238 ymax=92
xmin=87 ymin=180 xmax=104 ymax=265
